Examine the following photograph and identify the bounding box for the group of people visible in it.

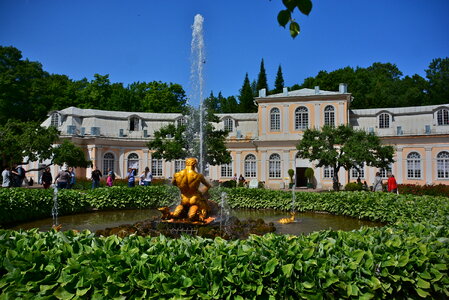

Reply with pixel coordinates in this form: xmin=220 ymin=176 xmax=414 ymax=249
xmin=1 ymin=164 xmax=26 ymax=188
xmin=52 ymin=166 xmax=76 ymax=189
xmin=126 ymin=167 xmax=153 ymax=188
xmin=372 ymin=172 xmax=398 ymax=193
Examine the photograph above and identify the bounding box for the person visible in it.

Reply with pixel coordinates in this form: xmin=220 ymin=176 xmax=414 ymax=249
xmin=28 ymin=177 xmax=34 ymax=186
xmin=127 ymin=168 xmax=135 ymax=187
xmin=387 ymin=173 xmax=398 ymax=193
xmin=140 ymin=167 xmax=153 ymax=186
xmin=356 ymin=177 xmax=362 ymax=184
xmin=232 ymin=173 xmax=237 ymax=181
xmin=91 ymin=166 xmax=102 ymax=189
xmin=171 ymin=158 xmax=212 ymax=222
xmin=41 ymin=167 xmax=53 ymax=189
xmin=67 ymin=167 xmax=76 ymax=189
xmin=2 ymin=166 xmax=11 ymax=188
xmin=106 ymin=168 xmax=114 ymax=187
xmin=362 ymin=181 xmax=369 ymax=191
xmin=372 ymin=172 xmax=383 ymax=192
xmin=54 ymin=166 xmax=71 ymax=189
xmin=11 ymin=164 xmax=25 ymax=187
xmin=238 ymin=174 xmax=245 ymax=183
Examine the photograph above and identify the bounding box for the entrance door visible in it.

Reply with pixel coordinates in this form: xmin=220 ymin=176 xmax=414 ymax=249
xmin=296 ymin=167 xmax=307 ymax=187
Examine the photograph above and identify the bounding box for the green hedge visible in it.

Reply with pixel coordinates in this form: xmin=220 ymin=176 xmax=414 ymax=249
xmin=0 ymin=187 xmax=449 ymax=298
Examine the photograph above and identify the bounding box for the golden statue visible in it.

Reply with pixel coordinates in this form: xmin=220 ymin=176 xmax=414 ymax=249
xmin=159 ymin=158 xmax=212 ymax=223
xmin=278 ymin=212 xmax=296 ymax=224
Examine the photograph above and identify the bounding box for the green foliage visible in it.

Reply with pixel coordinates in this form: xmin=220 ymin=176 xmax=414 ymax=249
xmin=398 ymin=184 xmax=449 ymax=198
xmin=297 ymin=125 xmax=394 ymax=190
xmin=256 ymin=58 xmax=268 ymax=93
xmin=426 ymin=57 xmax=449 ymax=105
xmin=221 ymin=180 xmax=237 ymax=188
xmin=345 ymin=182 xmax=364 ymax=191
xmin=239 ymin=73 xmax=257 ymax=113
xmin=277 ymin=0 xmax=313 ymax=38
xmin=273 ymin=64 xmax=285 ymax=94
xmin=288 ymin=169 xmax=294 ymax=183
xmin=304 ymin=167 xmax=314 ymax=179
xmin=1 ymin=188 xmax=449 ymax=298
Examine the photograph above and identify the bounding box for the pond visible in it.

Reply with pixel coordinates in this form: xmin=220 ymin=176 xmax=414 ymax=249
xmin=10 ymin=209 xmax=382 ymax=235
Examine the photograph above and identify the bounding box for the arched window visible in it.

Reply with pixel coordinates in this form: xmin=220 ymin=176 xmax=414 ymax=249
xmin=103 ymin=153 xmax=115 ymax=175
xmin=437 ymin=151 xmax=449 ymax=179
xmin=437 ymin=108 xmax=449 ymax=126
xmin=127 ymin=153 xmax=139 ymax=173
xmin=407 ymin=152 xmax=421 ymax=179
xmin=224 ymin=118 xmax=234 ymax=132
xmin=379 ymin=113 xmax=390 ymax=128
xmin=295 ymin=106 xmax=308 ymax=130
xmin=129 ymin=117 xmax=139 ymax=131
xmin=50 ymin=113 xmax=60 ymax=127
xmin=174 ymin=159 xmax=185 ymax=173
xmin=270 ymin=108 xmax=281 ymax=131
xmin=176 ymin=117 xmax=187 ymax=127
xmin=244 ymin=154 xmax=257 ymax=178
xmin=324 ymin=105 xmax=335 ymax=127
xmin=269 ymin=154 xmax=281 ymax=178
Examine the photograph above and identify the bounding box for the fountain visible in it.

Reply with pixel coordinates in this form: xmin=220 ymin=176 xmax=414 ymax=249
xmin=278 ymin=174 xmax=297 ymax=224
xmin=51 ymin=187 xmax=62 ymax=231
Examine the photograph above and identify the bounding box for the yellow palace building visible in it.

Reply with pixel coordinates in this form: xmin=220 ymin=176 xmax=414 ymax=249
xmin=34 ymin=84 xmax=449 ymax=189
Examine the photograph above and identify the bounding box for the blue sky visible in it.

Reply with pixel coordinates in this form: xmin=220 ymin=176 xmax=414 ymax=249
xmin=1 ymin=0 xmax=448 ymax=107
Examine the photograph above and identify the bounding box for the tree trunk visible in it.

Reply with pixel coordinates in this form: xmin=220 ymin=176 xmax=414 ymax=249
xmin=333 ymin=166 xmax=340 ymax=191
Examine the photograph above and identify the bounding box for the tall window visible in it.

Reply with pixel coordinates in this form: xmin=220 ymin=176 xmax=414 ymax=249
xmin=129 ymin=117 xmax=139 ymax=131
xmin=324 ymin=106 xmax=335 ymax=127
xmin=224 ymin=118 xmax=234 ymax=132
xmin=295 ymin=106 xmax=308 ymax=130
xmin=244 ymin=154 xmax=257 ymax=178
xmin=174 ymin=159 xmax=185 ymax=173
xmin=323 ymin=166 xmax=334 ymax=178
xmin=380 ymin=164 xmax=392 ymax=179
xmin=379 ymin=113 xmax=390 ymax=128
xmin=351 ymin=164 xmax=365 ymax=179
xmin=407 ymin=152 xmax=421 ymax=179
xmin=127 ymin=153 xmax=139 ymax=173
xmin=50 ymin=113 xmax=60 ymax=127
xmin=103 ymin=153 xmax=115 ymax=175
xmin=437 ymin=108 xmax=449 ymax=126
xmin=269 ymin=154 xmax=281 ymax=178
xmin=437 ymin=151 xmax=449 ymax=179
xmin=176 ymin=117 xmax=187 ymax=127
xmin=270 ymin=108 xmax=281 ymax=131
xmin=152 ymin=159 xmax=163 ymax=177
xmin=221 ymin=162 xmax=233 ymax=178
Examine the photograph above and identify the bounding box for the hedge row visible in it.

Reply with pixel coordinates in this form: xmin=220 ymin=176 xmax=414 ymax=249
xmin=0 ymin=187 xmax=448 ymax=298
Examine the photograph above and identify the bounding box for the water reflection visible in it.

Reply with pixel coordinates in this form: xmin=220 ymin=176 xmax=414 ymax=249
xmin=10 ymin=209 xmax=382 ymax=235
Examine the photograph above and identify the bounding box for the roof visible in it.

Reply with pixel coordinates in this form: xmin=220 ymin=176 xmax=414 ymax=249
xmin=56 ymin=107 xmax=183 ymax=120
xmin=261 ymin=88 xmax=342 ymax=98
xmin=351 ymin=104 xmax=449 ymax=116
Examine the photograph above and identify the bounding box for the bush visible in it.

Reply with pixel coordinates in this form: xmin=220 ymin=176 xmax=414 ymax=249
xmin=398 ymin=183 xmax=449 ymax=197
xmin=344 ymin=182 xmax=363 ymax=191
xmin=221 ymin=180 xmax=236 ymax=188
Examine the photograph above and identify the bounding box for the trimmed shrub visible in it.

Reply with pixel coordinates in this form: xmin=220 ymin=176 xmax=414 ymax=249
xmin=345 ymin=182 xmax=364 ymax=191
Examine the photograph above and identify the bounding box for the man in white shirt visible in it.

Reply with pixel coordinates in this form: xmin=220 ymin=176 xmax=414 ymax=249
xmin=2 ymin=166 xmax=11 ymax=188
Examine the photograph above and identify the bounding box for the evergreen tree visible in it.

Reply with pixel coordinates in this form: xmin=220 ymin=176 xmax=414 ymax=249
xmin=256 ymin=58 xmax=268 ymax=93
xmin=273 ymin=65 xmax=285 ymax=94
xmin=239 ymin=73 xmax=257 ymax=113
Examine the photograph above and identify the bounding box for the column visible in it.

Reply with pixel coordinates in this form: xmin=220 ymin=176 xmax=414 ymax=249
xmin=96 ymin=146 xmax=103 ymax=174
xmin=261 ymin=106 xmax=267 ymax=136
xmin=396 ymin=147 xmax=403 ymax=183
xmin=283 ymin=150 xmax=290 ymax=179
xmin=283 ymin=104 xmax=289 ymax=134
xmin=119 ymin=148 xmax=125 ymax=178
xmin=87 ymin=145 xmax=95 ymax=178
xmin=314 ymin=103 xmax=321 ymax=128
xmin=425 ymin=147 xmax=432 ymax=184
xmin=142 ymin=149 xmax=149 ymax=170
xmin=338 ymin=102 xmax=345 ymax=125
xmin=260 ymin=150 xmax=267 ymax=182
xmin=236 ymin=151 xmax=242 ymax=177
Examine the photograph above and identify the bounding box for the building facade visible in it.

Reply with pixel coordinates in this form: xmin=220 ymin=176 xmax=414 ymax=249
xmin=33 ymin=84 xmax=449 ymax=189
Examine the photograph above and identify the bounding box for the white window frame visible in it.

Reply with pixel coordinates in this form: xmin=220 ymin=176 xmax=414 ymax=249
xmin=437 ymin=151 xmax=449 ymax=179
xmin=379 ymin=164 xmax=393 ymax=179
xmin=407 ymin=152 xmax=421 ymax=179
xmin=324 ymin=105 xmax=335 ymax=127
xmin=270 ymin=108 xmax=281 ymax=131
xmin=151 ymin=159 xmax=163 ymax=177
xmin=129 ymin=117 xmax=140 ymax=131
xmin=437 ymin=109 xmax=449 ymax=126
xmin=50 ymin=113 xmax=60 ymax=127
xmin=295 ymin=106 xmax=308 ymax=130
xmin=351 ymin=164 xmax=365 ymax=179
xmin=379 ymin=113 xmax=390 ymax=129
xmin=103 ymin=153 xmax=115 ymax=175
xmin=174 ymin=159 xmax=185 ymax=173
xmin=323 ymin=166 xmax=334 ymax=179
xmin=221 ymin=162 xmax=233 ymax=178
xmin=127 ymin=153 xmax=139 ymax=173
xmin=268 ymin=154 xmax=281 ymax=178
xmin=176 ymin=117 xmax=187 ymax=127
xmin=244 ymin=154 xmax=257 ymax=178
xmin=224 ymin=118 xmax=234 ymax=132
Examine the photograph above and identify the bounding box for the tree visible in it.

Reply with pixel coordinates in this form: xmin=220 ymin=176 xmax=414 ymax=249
xmin=277 ymin=0 xmax=313 ymax=38
xmin=239 ymin=73 xmax=257 ymax=113
xmin=296 ymin=125 xmax=394 ymax=191
xmin=426 ymin=57 xmax=449 ymax=105
xmin=0 ymin=120 xmax=91 ymax=171
xmin=273 ymin=65 xmax=285 ymax=94
xmin=256 ymin=59 xmax=269 ymax=93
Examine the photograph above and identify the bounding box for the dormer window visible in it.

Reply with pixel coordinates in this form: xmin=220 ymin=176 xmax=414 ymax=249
xmin=379 ymin=113 xmax=390 ymax=128
xmin=50 ymin=113 xmax=60 ymax=127
xmin=129 ymin=117 xmax=139 ymax=131
xmin=176 ymin=117 xmax=187 ymax=127
xmin=437 ymin=108 xmax=449 ymax=126
xmin=224 ymin=118 xmax=234 ymax=132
